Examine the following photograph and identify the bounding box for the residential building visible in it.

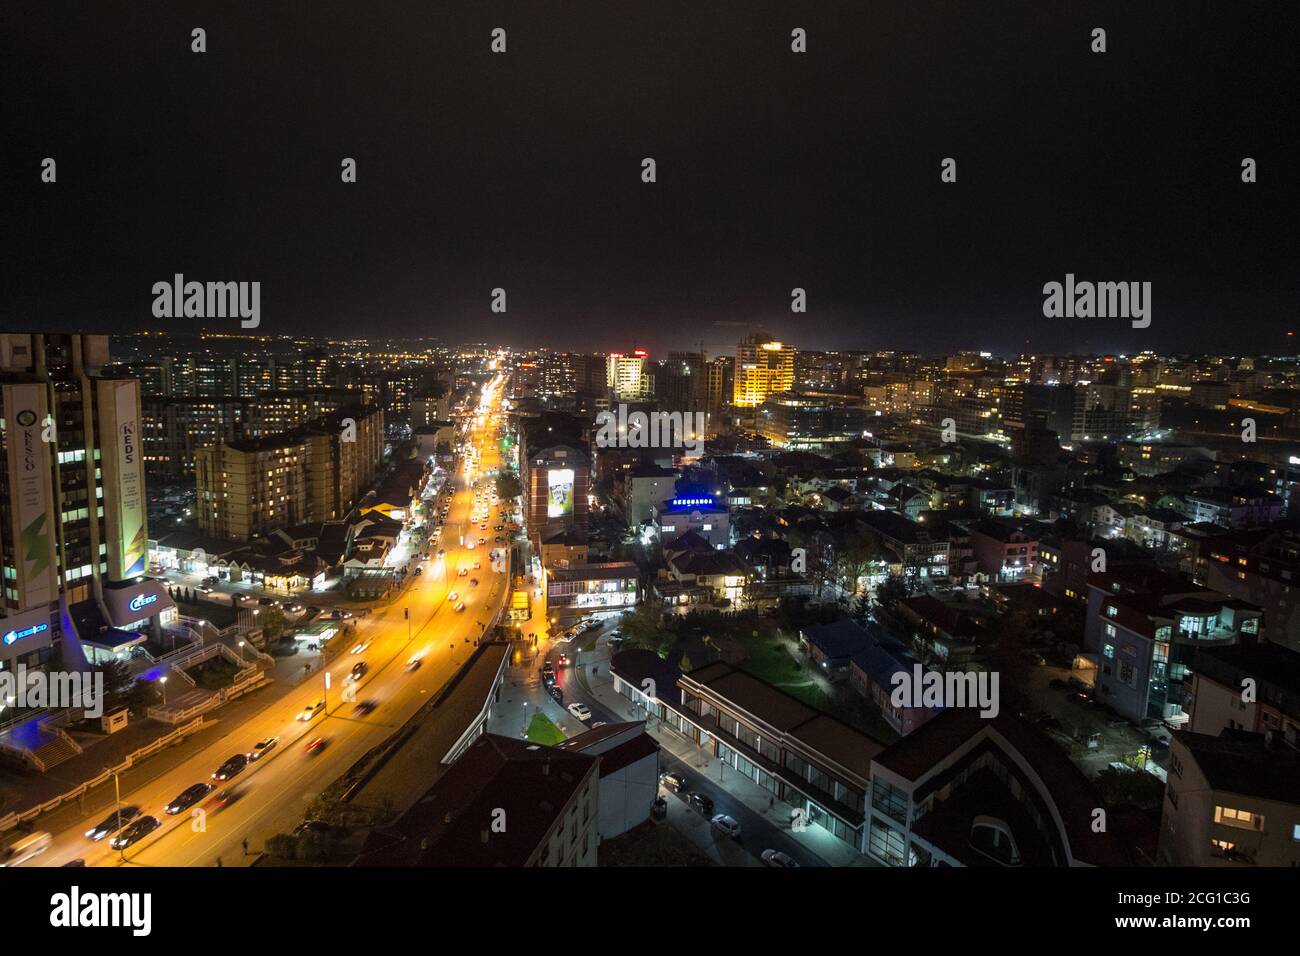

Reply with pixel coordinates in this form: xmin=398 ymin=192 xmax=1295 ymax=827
xmin=1158 ymin=729 xmax=1300 ymax=866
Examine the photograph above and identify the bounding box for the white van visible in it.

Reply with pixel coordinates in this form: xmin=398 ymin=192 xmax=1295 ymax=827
xmin=0 ymin=831 xmax=53 ymax=867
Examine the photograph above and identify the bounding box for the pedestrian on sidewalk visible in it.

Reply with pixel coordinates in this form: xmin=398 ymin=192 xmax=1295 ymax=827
xmin=216 ymin=856 xmax=223 ymax=867
xmin=242 ymin=838 xmax=249 ymax=856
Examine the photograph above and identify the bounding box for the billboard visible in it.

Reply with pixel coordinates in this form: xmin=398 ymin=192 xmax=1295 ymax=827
xmin=3 ymin=383 xmax=57 ymax=608
xmin=97 ymin=380 xmax=148 ymax=580
xmin=547 ymin=468 xmax=574 ymax=518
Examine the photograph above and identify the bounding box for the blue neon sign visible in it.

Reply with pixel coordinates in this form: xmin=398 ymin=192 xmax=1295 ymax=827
xmin=2 ymin=622 xmax=48 ymax=646
xmin=128 ymin=593 xmax=159 ymax=613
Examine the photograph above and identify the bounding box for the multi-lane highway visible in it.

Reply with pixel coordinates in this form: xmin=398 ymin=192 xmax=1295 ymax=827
xmin=32 ymin=374 xmax=513 ymax=867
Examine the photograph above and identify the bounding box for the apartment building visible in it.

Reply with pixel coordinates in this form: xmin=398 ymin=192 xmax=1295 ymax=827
xmin=733 ymin=333 xmax=795 ymax=409
xmin=195 ymin=405 xmax=383 ymax=540
xmin=1085 ymin=568 xmax=1263 ymax=724
xmin=1159 ymin=728 xmax=1300 ymax=866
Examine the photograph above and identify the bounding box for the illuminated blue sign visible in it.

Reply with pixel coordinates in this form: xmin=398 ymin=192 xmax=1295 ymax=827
xmin=670 ymin=497 xmax=716 ymax=508
xmin=2 ymin=622 xmax=48 ymax=646
xmin=128 ymin=593 xmax=159 ymax=613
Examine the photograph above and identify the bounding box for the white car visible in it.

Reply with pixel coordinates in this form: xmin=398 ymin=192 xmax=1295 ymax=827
xmin=448 ymin=592 xmax=459 ymax=602
xmin=711 ymin=815 xmax=742 ymax=839
xmin=567 ymin=702 xmax=592 ymax=721
xmin=453 ymin=602 xmax=466 ymax=613
xmin=297 ymin=700 xmax=325 ymax=721
xmin=761 ymin=849 xmax=798 ymax=867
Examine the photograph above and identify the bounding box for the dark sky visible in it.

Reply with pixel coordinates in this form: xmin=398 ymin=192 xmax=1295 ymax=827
xmin=5 ymin=1 xmax=1297 ymax=357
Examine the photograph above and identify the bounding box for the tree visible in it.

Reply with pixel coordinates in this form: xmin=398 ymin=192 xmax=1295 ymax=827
xmin=495 ymin=472 xmax=523 ymax=500
xmin=874 ymin=575 xmax=909 ymax=616
xmin=258 ymin=607 xmax=287 ymax=642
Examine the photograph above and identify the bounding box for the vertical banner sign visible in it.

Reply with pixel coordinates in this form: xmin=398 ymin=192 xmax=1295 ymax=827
xmin=547 ymin=468 xmax=574 ymax=518
xmin=98 ymin=380 xmax=148 ymax=580
xmin=3 ymin=384 xmax=57 ymax=607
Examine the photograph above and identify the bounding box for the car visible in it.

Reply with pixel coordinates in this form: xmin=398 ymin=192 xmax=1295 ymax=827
xmin=688 ymin=792 xmax=714 ymax=815
xmin=257 ymin=597 xmax=278 ymax=607
xmin=469 ymin=578 xmax=479 ymax=587
xmin=297 ymin=700 xmax=326 ymax=721
xmin=458 ymin=568 xmax=468 ymax=577
xmin=541 ymin=670 xmax=557 ymax=687
xmin=761 ymin=849 xmax=799 ymax=867
xmin=453 ymin=602 xmax=466 ymax=612
xmin=448 ymin=591 xmax=459 ymax=602
xmin=353 ymin=699 xmax=378 ymax=716
xmin=351 ymin=640 xmax=370 ymax=655
xmin=85 ymin=805 xmax=140 ymax=841
xmin=405 ymin=656 xmax=423 ymax=672
xmin=558 ymin=630 xmax=577 ymax=643
xmin=330 ymin=608 xmax=344 ymax=619
xmin=212 ymin=753 xmax=248 ymax=781
xmin=557 ymin=654 xmax=569 ymax=667
xmin=591 ymin=721 xmax=607 ymax=729
xmin=195 ymin=584 xmax=214 ymax=594
xmin=567 ymin=702 xmax=592 ymax=721
xmin=305 ymin=606 xmax=321 ymax=615
xmin=0 ymin=831 xmax=53 ymax=867
xmin=248 ymin=737 xmax=279 ymax=762
xmin=711 ymin=814 xmax=742 ymax=838
xmin=494 ymin=536 xmax=503 ymax=543
xmin=472 ymin=561 xmax=481 ymax=570
xmin=660 ymin=772 xmax=687 ymax=793
xmin=165 ymin=783 xmax=214 ymax=815
xmin=477 ymin=538 xmax=486 ymax=546
xmin=349 ymin=661 xmax=368 ymax=682
xmin=413 ymin=567 xmax=423 ymax=576
xmin=284 ymin=602 xmax=304 ymax=613
xmin=438 ymin=549 xmax=446 ymax=557
xmin=304 ymin=737 xmax=329 ymax=756
xmin=292 ymin=820 xmax=335 ymax=837
xmin=110 ymin=816 xmax=160 ymax=850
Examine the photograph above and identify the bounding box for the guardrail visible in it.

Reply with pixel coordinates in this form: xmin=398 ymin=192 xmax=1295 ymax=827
xmin=0 ymin=716 xmax=208 ymax=833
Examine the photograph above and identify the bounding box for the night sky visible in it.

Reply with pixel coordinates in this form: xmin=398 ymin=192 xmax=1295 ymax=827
xmin=5 ymin=2 xmax=1297 ymax=356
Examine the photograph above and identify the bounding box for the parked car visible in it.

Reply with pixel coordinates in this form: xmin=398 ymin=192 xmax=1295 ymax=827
xmin=660 ymin=772 xmax=687 ymax=793
xmin=688 ymin=792 xmax=714 ymax=815
xmin=761 ymin=849 xmax=799 ymax=867
xmin=567 ymin=702 xmax=592 ymax=721
xmin=165 ymin=783 xmax=214 ymax=815
xmin=110 ymin=816 xmax=160 ymax=850
xmin=85 ymin=806 xmax=140 ymax=841
xmin=212 ymin=753 xmax=248 ymax=781
xmin=248 ymin=737 xmax=279 ymax=762
xmin=711 ymin=814 xmax=742 ymax=839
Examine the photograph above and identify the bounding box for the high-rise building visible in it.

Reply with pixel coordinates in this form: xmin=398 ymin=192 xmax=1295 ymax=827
xmin=195 ymin=405 xmax=384 ymax=540
xmin=0 ymin=333 xmax=177 ymax=679
xmin=733 ymin=333 xmax=795 ymax=408
xmin=606 ymin=351 xmax=654 ymax=401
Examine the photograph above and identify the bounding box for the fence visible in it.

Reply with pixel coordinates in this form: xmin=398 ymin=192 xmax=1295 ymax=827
xmin=0 ymin=717 xmax=208 ymax=833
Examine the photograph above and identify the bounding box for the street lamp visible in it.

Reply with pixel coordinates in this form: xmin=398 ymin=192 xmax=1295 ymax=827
xmin=238 ymin=640 xmax=245 ymax=662
xmin=160 ymin=675 xmax=168 ymax=705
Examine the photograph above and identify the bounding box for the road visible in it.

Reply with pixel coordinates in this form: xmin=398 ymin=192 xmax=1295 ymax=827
xmin=29 ymin=374 xmax=514 ymax=867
